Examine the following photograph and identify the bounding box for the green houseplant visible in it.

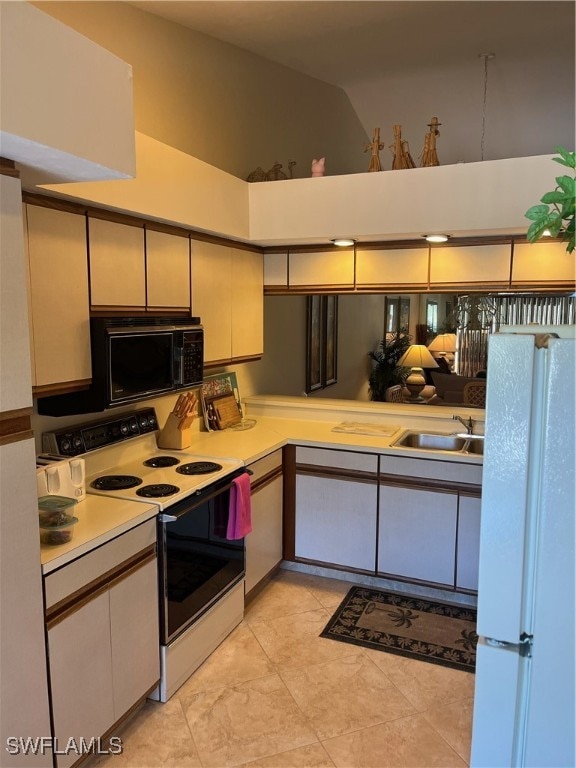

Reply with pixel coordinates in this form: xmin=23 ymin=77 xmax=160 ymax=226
xmin=525 ymin=146 xmax=575 ymax=254
xmin=368 ymin=332 xmax=411 ymax=401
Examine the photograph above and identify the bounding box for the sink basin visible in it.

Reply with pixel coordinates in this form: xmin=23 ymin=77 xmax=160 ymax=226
xmin=393 ymin=431 xmax=485 ymax=455
xmin=395 ymin=432 xmax=467 ymax=451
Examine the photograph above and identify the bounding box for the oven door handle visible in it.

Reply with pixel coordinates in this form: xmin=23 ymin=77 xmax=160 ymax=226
xmin=159 ymin=513 xmax=178 ymax=523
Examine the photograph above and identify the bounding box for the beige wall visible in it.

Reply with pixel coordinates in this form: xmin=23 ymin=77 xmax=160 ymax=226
xmin=35 ymin=1 xmax=369 ymax=180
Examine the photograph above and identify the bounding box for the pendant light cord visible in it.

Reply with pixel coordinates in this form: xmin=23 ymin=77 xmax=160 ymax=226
xmin=479 ymin=53 xmax=495 ymax=161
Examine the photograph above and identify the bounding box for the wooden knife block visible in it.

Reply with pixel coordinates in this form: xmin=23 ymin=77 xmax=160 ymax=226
xmin=157 ymin=413 xmax=192 ymax=450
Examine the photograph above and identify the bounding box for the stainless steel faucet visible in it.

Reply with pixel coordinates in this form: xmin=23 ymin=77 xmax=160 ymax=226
xmin=453 ymin=414 xmax=475 ymax=434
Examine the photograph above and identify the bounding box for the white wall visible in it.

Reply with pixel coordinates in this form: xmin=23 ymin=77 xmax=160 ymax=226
xmin=35 ymin=1 xmax=369 ymax=181
xmin=348 ymin=46 xmax=574 ymax=167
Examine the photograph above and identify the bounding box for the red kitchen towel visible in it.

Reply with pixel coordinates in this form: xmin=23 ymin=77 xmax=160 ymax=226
xmin=226 ymin=472 xmax=252 ymax=540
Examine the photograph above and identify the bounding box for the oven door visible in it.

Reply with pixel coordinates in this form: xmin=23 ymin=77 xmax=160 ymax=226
xmin=158 ymin=471 xmax=246 ymax=645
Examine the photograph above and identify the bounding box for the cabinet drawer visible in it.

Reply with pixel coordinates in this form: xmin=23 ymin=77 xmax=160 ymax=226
xmin=296 ymin=446 xmax=378 ymax=474
xmin=249 ymin=449 xmax=283 ymax=486
xmin=380 ymin=454 xmax=482 ymax=486
xmin=45 ymin=520 xmax=156 ymax=610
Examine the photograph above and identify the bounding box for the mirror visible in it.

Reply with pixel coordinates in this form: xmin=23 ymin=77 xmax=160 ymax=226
xmin=254 ymin=292 xmax=575 ymax=404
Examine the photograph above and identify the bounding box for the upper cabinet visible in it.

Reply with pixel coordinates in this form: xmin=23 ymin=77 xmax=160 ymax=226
xmin=289 ymin=248 xmax=354 ymax=289
xmin=88 ymin=218 xmax=191 ymax=310
xmin=145 ymin=228 xmax=190 ymax=310
xmin=191 ymin=240 xmax=263 ymax=366
xmin=429 ymin=244 xmax=511 ymax=290
xmin=356 ymin=247 xmax=429 ymax=291
xmin=511 ymin=241 xmax=575 ymax=289
xmin=25 ymin=204 xmax=91 ymax=392
xmin=88 ymin=218 xmax=146 ymax=309
xmin=191 ymin=240 xmax=232 ymax=363
xmin=264 ymin=252 xmax=288 ymax=288
xmin=231 ymin=247 xmax=264 ymax=360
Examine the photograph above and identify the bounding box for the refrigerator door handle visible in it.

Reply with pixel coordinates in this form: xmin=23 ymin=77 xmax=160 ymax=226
xmin=485 ymin=633 xmax=533 ymax=657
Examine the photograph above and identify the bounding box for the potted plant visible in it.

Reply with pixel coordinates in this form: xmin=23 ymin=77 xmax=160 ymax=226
xmin=368 ymin=332 xmax=411 ymax=401
xmin=525 ymin=146 xmax=575 ymax=254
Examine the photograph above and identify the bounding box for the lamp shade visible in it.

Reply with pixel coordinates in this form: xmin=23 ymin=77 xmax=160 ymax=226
xmin=397 ymin=344 xmax=439 ymax=369
xmin=427 ymin=333 xmax=457 ymax=354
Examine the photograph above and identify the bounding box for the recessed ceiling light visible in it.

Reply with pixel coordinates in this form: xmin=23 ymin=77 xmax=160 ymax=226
xmin=331 ymin=238 xmax=356 ymax=247
xmin=423 ymin=234 xmax=450 ymax=243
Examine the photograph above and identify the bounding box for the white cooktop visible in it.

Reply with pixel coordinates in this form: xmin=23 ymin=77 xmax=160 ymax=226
xmin=84 ymin=435 xmax=244 ymax=510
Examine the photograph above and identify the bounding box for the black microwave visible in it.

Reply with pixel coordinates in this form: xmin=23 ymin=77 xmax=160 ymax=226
xmin=37 ymin=317 xmax=204 ymax=416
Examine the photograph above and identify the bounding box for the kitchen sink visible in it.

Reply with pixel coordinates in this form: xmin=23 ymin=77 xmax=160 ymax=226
xmin=393 ymin=431 xmax=484 ymax=455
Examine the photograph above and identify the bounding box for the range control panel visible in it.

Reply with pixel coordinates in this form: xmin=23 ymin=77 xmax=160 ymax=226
xmin=42 ymin=408 xmax=158 ymax=457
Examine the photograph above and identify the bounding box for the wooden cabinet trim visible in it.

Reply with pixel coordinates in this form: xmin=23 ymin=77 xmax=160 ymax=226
xmin=379 ymin=472 xmax=481 ymax=494
xmin=0 ymin=408 xmax=33 ymax=445
xmin=46 ymin=545 xmax=156 ymax=628
xmin=251 ymin=466 xmax=283 ymax=493
xmin=296 ymin=463 xmax=379 ymax=484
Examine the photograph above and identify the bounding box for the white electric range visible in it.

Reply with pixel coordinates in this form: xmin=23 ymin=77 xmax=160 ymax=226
xmin=42 ymin=406 xmax=247 ymax=701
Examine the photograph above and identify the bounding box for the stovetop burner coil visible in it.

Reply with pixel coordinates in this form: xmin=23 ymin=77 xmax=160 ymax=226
xmin=136 ymin=483 xmax=180 ymax=498
xmin=176 ymin=461 xmax=223 ymax=475
xmin=91 ymin=475 xmax=142 ymax=491
xmin=143 ymin=456 xmax=180 ymax=468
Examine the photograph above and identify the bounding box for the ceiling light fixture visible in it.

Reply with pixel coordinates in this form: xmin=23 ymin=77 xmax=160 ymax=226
xmin=331 ymin=238 xmax=356 ymax=247
xmin=423 ymin=234 xmax=450 ymax=243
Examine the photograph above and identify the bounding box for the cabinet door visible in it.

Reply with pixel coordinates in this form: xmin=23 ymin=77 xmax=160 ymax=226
xmin=146 ymin=229 xmax=190 ymax=309
xmin=456 ymin=494 xmax=481 ymax=591
xmin=48 ymin=592 xmax=115 ymax=768
xmin=264 ymin=252 xmax=288 ymax=287
xmin=88 ymin=218 xmax=145 ymax=308
xmin=245 ymin=475 xmax=283 ymax=593
xmin=25 ymin=204 xmax=91 ymax=388
xmin=109 ymin=557 xmax=160 ymax=717
xmin=231 ymin=247 xmax=263 ymax=360
xmin=355 ymin=247 xmax=429 ymax=290
xmin=511 ymin=241 xmax=575 ymax=288
xmin=191 ymin=239 xmax=232 ymax=363
xmin=289 ymin=249 xmax=354 ymax=287
xmin=429 ymin=244 xmax=511 ymax=289
xmin=295 ymin=475 xmax=377 ymax=571
xmin=378 ymin=484 xmax=457 ymax=586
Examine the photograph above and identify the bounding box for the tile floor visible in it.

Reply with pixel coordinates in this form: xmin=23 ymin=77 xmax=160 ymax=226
xmin=91 ymin=570 xmax=476 ymax=768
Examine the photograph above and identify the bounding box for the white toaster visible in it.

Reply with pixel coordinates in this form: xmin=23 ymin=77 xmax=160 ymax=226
xmin=36 ymin=455 xmax=86 ymax=502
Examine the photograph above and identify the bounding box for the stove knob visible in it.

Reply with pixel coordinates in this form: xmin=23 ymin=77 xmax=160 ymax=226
xmin=60 ymin=438 xmax=71 ymax=453
xmin=72 ymin=437 xmax=83 ymax=451
xmin=139 ymin=416 xmax=148 ymax=429
xmin=148 ymin=415 xmax=157 ymax=429
xmin=120 ymin=423 xmax=129 ymax=435
xmin=130 ymin=421 xmax=139 ymax=433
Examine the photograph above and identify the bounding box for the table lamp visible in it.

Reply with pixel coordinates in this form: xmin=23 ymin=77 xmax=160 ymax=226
xmin=428 ymin=333 xmax=457 ymax=370
xmin=397 ymin=344 xmax=439 ymax=402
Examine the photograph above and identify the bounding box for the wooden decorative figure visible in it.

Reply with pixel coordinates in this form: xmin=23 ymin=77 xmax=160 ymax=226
xmin=420 ymin=117 xmax=441 ymax=167
xmin=390 ymin=125 xmax=416 ymax=170
xmin=247 ymin=160 xmax=296 ymax=182
xmin=402 ymin=140 xmax=416 ymax=168
xmin=364 ymin=127 xmax=384 ymax=172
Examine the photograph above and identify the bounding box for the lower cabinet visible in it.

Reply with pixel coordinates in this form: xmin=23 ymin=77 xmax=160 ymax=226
xmin=295 ymin=474 xmax=377 ymax=570
xmin=292 ymin=447 xmax=379 ymax=572
xmin=378 ymin=484 xmax=458 ymax=586
xmin=285 ymin=446 xmax=481 ymax=593
xmin=456 ymin=494 xmax=482 ymax=591
xmin=45 ymin=523 xmax=159 ymax=767
xmin=245 ymin=450 xmax=283 ymax=595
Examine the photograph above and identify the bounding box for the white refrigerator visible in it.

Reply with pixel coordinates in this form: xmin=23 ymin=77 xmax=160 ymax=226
xmin=471 ymin=326 xmax=575 ymax=767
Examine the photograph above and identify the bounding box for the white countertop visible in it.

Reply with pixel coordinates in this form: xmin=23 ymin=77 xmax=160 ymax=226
xmin=40 ymin=494 xmax=157 ymax=574
xmin=39 ymin=396 xmax=484 ymax=573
